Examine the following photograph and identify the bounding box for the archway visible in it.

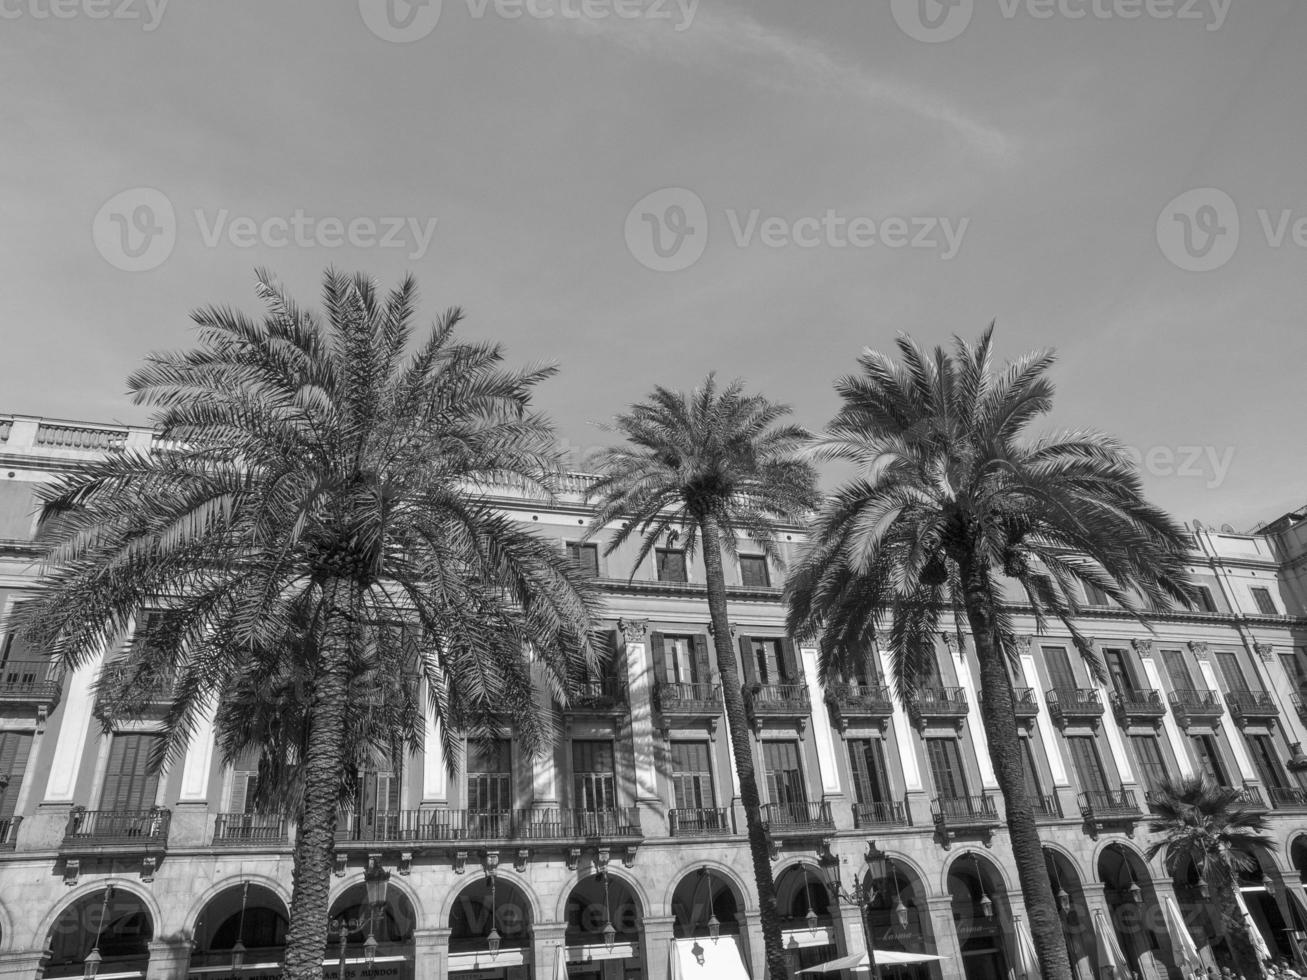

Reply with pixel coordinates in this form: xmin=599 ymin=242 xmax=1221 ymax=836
xmin=191 ymin=882 xmax=288 ymax=975
xmin=1044 ymin=848 xmax=1095 ymax=980
xmin=563 ymin=872 xmax=645 ymax=978
xmin=775 ymin=862 xmax=836 ymax=974
xmin=43 ymin=888 xmax=153 ymax=979
xmin=328 ymin=881 xmax=417 ymax=980
xmin=1097 ymin=843 xmax=1173 ymax=980
xmin=1231 ymin=844 xmax=1304 ymax=966
xmin=864 ymin=857 xmax=938 ymax=980
xmin=670 ymin=868 xmax=743 ymax=939
xmin=947 ymin=852 xmax=1013 ymax=980
xmin=448 ymin=876 xmax=532 ymax=979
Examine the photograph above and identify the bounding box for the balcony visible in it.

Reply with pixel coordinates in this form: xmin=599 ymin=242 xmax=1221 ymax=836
xmin=932 ymin=795 xmax=1000 ymax=845
xmin=1231 ymin=786 xmax=1269 ymax=813
xmin=213 ymin=812 xmax=287 ymax=845
xmin=1226 ymin=690 xmax=1279 ymax=727
xmin=760 ymin=801 xmax=835 ymax=836
xmin=1036 ymin=794 xmax=1063 ymax=820
xmin=1168 ymin=688 xmax=1224 ymax=728
xmin=61 ymin=807 xmax=170 ymax=853
xmin=1011 ymin=687 xmax=1040 ymax=720
xmin=654 ymin=682 xmax=721 ymax=723
xmin=1046 ymin=688 xmax=1104 ymax=728
xmin=852 ymin=800 xmax=909 ymax=829
xmin=1269 ymin=787 xmax=1307 ymax=811
xmin=1078 ymin=789 xmax=1140 ymax=833
xmin=669 ymin=807 xmax=734 ymax=837
xmin=1291 ymin=694 xmax=1307 ymax=727
xmin=562 ymin=678 xmax=628 ymax=716
xmin=0 ymin=816 xmax=20 ymax=850
xmin=744 ymin=684 xmax=811 ymax=732
xmin=95 ymin=662 xmax=174 ymax=721
xmin=907 ymin=687 xmax=969 ymax=731
xmin=335 ymin=807 xmax=643 ymax=848
xmin=0 ymin=659 xmax=63 ymax=715
xmin=825 ymin=682 xmax=895 ymax=732
xmin=1111 ymin=689 xmax=1167 ymax=727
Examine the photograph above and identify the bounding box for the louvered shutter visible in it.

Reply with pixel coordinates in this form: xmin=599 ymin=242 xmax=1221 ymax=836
xmin=102 ymin=734 xmax=161 ymax=810
xmin=738 ymin=636 xmax=757 ymax=686
xmin=1216 ymin=652 xmax=1251 ymax=693
xmin=1163 ymin=649 xmax=1195 ymax=690
xmin=779 ymin=637 xmax=800 ymax=684
xmin=0 ymin=733 xmax=32 ymax=819
xmin=230 ymin=746 xmax=260 ymax=813
xmin=648 ymin=632 xmax=667 ymax=685
xmin=692 ymin=634 xmax=712 ymax=685
xmin=1044 ymin=647 xmax=1077 ymax=693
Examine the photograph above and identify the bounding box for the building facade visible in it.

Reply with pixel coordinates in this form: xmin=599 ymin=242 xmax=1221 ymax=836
xmin=2 ymin=412 xmax=1307 ymax=980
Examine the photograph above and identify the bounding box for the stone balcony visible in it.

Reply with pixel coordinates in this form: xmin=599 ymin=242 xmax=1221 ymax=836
xmin=931 ymin=794 xmax=1000 ymax=847
xmin=1225 ymin=690 xmax=1278 ymax=727
xmin=1046 ymin=687 xmax=1104 ymax=728
xmin=1110 ymin=689 xmax=1167 ymax=727
xmin=825 ymin=682 xmax=895 ymax=732
xmin=852 ymin=800 xmax=909 ymax=829
xmin=1168 ymin=688 xmax=1224 ymax=728
xmin=653 ymin=681 xmax=721 ymax=726
xmin=335 ymin=807 xmax=643 ymax=851
xmin=907 ymin=687 xmax=968 ymax=731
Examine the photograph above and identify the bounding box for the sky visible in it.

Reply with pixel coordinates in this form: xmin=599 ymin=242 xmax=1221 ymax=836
xmin=1 ymin=0 xmax=1304 ymax=531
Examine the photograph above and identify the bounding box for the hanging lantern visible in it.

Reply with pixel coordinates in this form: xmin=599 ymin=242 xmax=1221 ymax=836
xmin=231 ymin=940 xmax=247 ymax=973
xmin=363 ymin=933 xmax=378 ymax=966
xmin=1198 ymin=880 xmax=1210 ymax=899
xmin=708 ymin=913 xmax=721 ymax=940
xmin=806 ymin=907 xmax=819 ymax=933
xmin=487 ymin=927 xmax=502 ymax=956
xmin=691 ymin=940 xmax=706 ymax=966
xmin=1057 ymin=888 xmax=1072 ymax=916
xmin=980 ymin=892 xmax=994 ymax=920
xmin=603 ymin=921 xmax=617 ymax=951
xmin=1128 ymin=882 xmax=1143 ymax=905
xmin=82 ymin=948 xmax=102 ymax=980
xmin=895 ymin=898 xmax=911 ymax=932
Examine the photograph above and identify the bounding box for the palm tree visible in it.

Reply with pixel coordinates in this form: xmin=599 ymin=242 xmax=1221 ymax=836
xmin=18 ymin=269 xmax=600 ymax=980
xmin=786 ymin=327 xmax=1195 ymax=980
xmin=1147 ymin=776 xmax=1274 ymax=977
xmin=585 ymin=375 xmax=819 ymax=980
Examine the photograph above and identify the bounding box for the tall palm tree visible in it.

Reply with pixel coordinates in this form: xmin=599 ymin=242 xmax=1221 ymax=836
xmin=1147 ymin=776 xmax=1275 ymax=977
xmin=18 ymin=269 xmax=600 ymax=980
xmin=786 ymin=327 xmax=1195 ymax=980
xmin=585 ymin=375 xmax=819 ymax=980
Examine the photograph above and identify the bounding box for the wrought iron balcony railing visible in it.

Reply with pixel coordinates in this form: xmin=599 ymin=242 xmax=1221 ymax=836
xmin=335 ymin=807 xmax=642 ymax=844
xmin=669 ymin=807 xmax=733 ymax=836
xmin=1046 ymin=687 xmax=1104 ymax=727
xmin=1290 ymin=693 xmax=1307 ymax=727
xmin=1232 ymin=785 xmax=1268 ymax=812
xmin=62 ymin=807 xmax=170 ymax=849
xmin=1078 ymin=789 xmax=1140 ymax=820
xmin=1111 ymin=689 xmax=1167 ymax=726
xmin=852 ymin=800 xmax=909 ymax=828
xmin=907 ymin=687 xmax=968 ymax=729
xmin=0 ymin=660 xmax=63 ymax=708
xmin=1225 ymin=690 xmax=1279 ymax=726
xmin=0 ymin=816 xmax=19 ymax=850
xmin=1011 ymin=687 xmax=1040 ymax=719
xmin=563 ymin=678 xmax=628 ymax=714
xmin=745 ymin=683 xmax=811 ymax=716
xmin=213 ymin=812 xmax=287 ymax=844
xmin=1268 ymin=787 xmax=1307 ymax=810
xmin=760 ymin=801 xmax=835 ymax=835
xmin=825 ymin=683 xmax=895 ymax=730
xmin=654 ymin=682 xmax=721 ymax=717
xmin=1168 ymin=688 xmax=1224 ymax=728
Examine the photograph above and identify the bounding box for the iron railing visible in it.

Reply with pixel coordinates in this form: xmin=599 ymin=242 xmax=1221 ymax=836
xmin=336 ymin=807 xmax=642 ymax=843
xmin=931 ymin=794 xmax=999 ymax=826
xmin=1168 ymin=688 xmax=1224 ymax=727
xmin=1226 ymin=690 xmax=1279 ymax=723
xmin=852 ymin=800 xmax=909 ymax=828
xmin=654 ymin=682 xmax=721 ymax=715
xmin=669 ymin=807 xmax=733 ymax=836
xmin=1036 ymin=794 xmax=1063 ymax=819
xmin=745 ymin=683 xmax=811 ymax=713
xmin=213 ymin=812 xmax=287 ymax=844
xmin=0 ymin=816 xmax=20 ymax=850
xmin=1111 ymin=689 xmax=1167 ymax=724
xmin=1269 ymin=787 xmax=1307 ymax=809
xmin=760 ymin=801 xmax=835 ymax=833
xmin=564 ymin=678 xmax=628 ymax=712
xmin=1078 ymin=789 xmax=1139 ymax=818
xmin=1011 ymin=687 xmax=1039 ymax=718
xmin=63 ymin=807 xmax=170 ymax=846
xmin=1046 ymin=687 xmax=1104 ymax=725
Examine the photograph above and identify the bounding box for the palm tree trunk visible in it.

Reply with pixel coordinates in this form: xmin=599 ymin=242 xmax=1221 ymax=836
xmin=699 ymin=513 xmax=792 ymax=980
xmin=282 ymin=630 xmax=352 ymax=980
xmin=1215 ymin=876 xmax=1262 ymax=977
xmin=959 ymin=552 xmax=1074 ymax=980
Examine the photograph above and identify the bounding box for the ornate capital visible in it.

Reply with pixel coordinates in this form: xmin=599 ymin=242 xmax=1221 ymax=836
xmin=1188 ymin=641 xmax=1209 ymax=658
xmin=940 ymin=633 xmax=963 ymax=656
xmin=1131 ymin=638 xmax=1153 ymax=656
xmin=708 ymin=621 xmax=737 ymax=639
xmin=1255 ymin=643 xmax=1274 ymax=662
xmin=1015 ymin=636 xmax=1033 ymax=656
xmin=618 ymin=618 xmax=648 ymax=643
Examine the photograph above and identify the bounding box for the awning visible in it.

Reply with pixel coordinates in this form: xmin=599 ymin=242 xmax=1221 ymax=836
xmin=1162 ymin=896 xmax=1204 ymax=976
xmin=669 ymin=936 xmax=752 ymax=979
xmin=553 ymin=945 xmax=568 ymax=980
xmin=1093 ymin=909 xmax=1134 ymax=979
xmin=795 ymin=949 xmax=943 ymax=973
xmin=1236 ymin=890 xmax=1274 ymax=962
xmin=1012 ymin=915 xmax=1041 ymax=980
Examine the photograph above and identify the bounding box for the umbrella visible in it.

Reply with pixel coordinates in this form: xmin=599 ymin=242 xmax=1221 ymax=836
xmin=1163 ymin=896 xmax=1204 ymax=977
xmin=1093 ymin=909 xmax=1134 ymax=980
xmin=1236 ymin=890 xmax=1274 ymax=964
xmin=554 ymin=944 xmax=569 ymax=980
xmin=795 ymin=949 xmax=943 ymax=973
xmin=1012 ymin=915 xmax=1041 ymax=980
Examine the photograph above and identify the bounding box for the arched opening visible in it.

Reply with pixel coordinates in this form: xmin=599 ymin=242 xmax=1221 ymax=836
xmin=563 ymin=872 xmax=645 ymax=977
xmin=328 ymin=881 xmax=417 ymax=980
xmin=670 ymin=869 xmax=742 ymax=939
xmin=1230 ymin=844 xmax=1305 ymax=967
xmin=447 ymin=876 xmax=532 ymax=979
xmin=775 ymin=863 xmax=836 ymax=974
xmin=1097 ymin=844 xmax=1173 ymax=980
xmin=863 ymin=858 xmax=937 ymax=980
xmin=947 ymin=852 xmax=1012 ymax=980
xmin=191 ymin=883 xmax=288 ymax=975
xmin=43 ymin=888 xmax=153 ymax=979
xmin=1044 ymin=849 xmax=1095 ymax=980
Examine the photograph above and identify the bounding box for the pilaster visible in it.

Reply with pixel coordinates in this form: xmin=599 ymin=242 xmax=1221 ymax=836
xmin=642 ymin=914 xmax=677 ymax=980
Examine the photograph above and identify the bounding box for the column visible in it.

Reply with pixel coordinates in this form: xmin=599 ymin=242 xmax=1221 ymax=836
xmin=878 ymin=644 xmax=928 ymax=824
xmin=0 ymin=952 xmax=47 ymax=980
xmin=413 ymin=927 xmax=449 ymax=980
xmin=642 ymin=914 xmax=677 ymax=980
xmin=43 ymin=646 xmax=105 ymax=802
xmin=172 ymin=699 xmax=219 ymax=846
xmin=926 ymin=894 xmax=965 ymax=980
xmin=620 ymin=618 xmax=666 ymax=836
xmin=800 ymin=646 xmax=848 ymax=826
xmin=741 ymin=910 xmax=767 ymax=980
xmin=145 ymin=938 xmax=191 ymax=980
xmin=421 ymin=680 xmax=447 ymax=804
xmin=1140 ymin=650 xmax=1194 ymax=777
xmin=945 ymin=633 xmax=997 ymax=790
xmin=1197 ymin=660 xmax=1257 ymax=781
xmin=830 ymin=899 xmax=866 ymax=959
xmin=531 ymin=922 xmax=568 ymax=980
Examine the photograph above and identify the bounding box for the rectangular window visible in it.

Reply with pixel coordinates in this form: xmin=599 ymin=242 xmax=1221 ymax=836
xmin=1030 ymin=573 xmax=1056 ymax=605
xmin=1084 ymin=582 xmax=1110 ymax=607
xmin=572 ymin=740 xmax=616 ymax=812
xmin=467 ymin=739 xmax=512 ymax=812
xmin=1067 ymin=736 xmax=1110 ymax=795
xmin=763 ymin=740 xmax=808 ymax=811
xmin=0 ymin=602 xmax=49 ymax=691
xmin=1190 ymin=734 xmax=1230 ymax=787
xmin=1250 ymin=587 xmax=1278 ymax=616
xmin=100 ymin=733 xmax=164 ymax=811
xmin=751 ymin=638 xmax=784 ymax=684
xmin=1247 ymin=733 xmax=1288 ymax=790
xmin=1216 ymin=651 xmax=1252 ymax=693
xmin=1162 ymin=649 xmax=1196 ymax=690
xmin=1104 ymin=648 xmax=1137 ymax=695
xmin=656 ymin=549 xmax=687 ymax=583
xmin=228 ymin=746 xmax=260 ymax=814
xmin=1042 ymin=646 xmax=1077 ymax=693
xmin=664 ymin=635 xmax=697 ymax=685
xmin=926 ymin=738 xmax=969 ymax=800
xmin=1020 ymin=740 xmax=1044 ymax=802
xmin=1131 ymin=735 xmax=1167 ymax=801
xmin=0 ymin=731 xmax=34 ymax=820
xmin=566 ymin=542 xmax=600 ymax=577
xmin=740 ymin=555 xmax=770 ymax=587
xmin=852 ymin=651 xmax=880 ymax=687
xmin=1194 ymin=586 xmax=1218 ymax=614
xmin=1281 ymin=650 xmax=1307 ymax=695
xmin=671 ymin=741 xmax=715 ymax=810
xmin=847 ymin=738 xmax=892 ymax=806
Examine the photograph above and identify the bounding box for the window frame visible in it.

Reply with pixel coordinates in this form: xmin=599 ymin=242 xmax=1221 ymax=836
xmin=739 ymin=555 xmax=771 ymax=588
xmin=655 ymin=548 xmax=688 ymax=583
xmin=565 ymin=541 xmax=601 ymax=578
xmin=1250 ymin=586 xmax=1278 ymax=616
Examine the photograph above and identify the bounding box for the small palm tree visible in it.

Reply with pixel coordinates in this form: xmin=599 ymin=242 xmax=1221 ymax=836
xmin=19 ymin=269 xmax=600 ymax=980
xmin=585 ymin=375 xmax=819 ymax=980
xmin=1147 ymin=776 xmax=1275 ymax=978
xmin=786 ymin=327 xmax=1195 ymax=980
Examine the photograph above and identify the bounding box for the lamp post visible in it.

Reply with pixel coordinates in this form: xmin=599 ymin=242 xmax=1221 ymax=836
xmin=333 ymin=916 xmax=350 ymax=980
xmin=363 ymin=858 xmax=391 ymax=971
xmin=824 ymin=845 xmax=888 ymax=980
xmin=84 ymin=886 xmax=114 ymax=980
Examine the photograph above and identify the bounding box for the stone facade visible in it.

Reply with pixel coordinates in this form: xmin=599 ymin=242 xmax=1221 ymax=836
xmin=2 ymin=413 xmax=1307 ymax=980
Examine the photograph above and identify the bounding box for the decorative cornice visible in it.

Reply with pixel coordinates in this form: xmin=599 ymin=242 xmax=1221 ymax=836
xmin=940 ymin=633 xmax=964 ymax=656
xmin=1188 ymin=641 xmax=1210 ymax=658
xmin=617 ymin=618 xmax=647 ymax=643
xmin=1015 ymin=636 xmax=1033 ymax=656
xmin=1131 ymin=638 xmax=1153 ymax=657
xmin=1255 ymin=643 xmax=1274 ymax=662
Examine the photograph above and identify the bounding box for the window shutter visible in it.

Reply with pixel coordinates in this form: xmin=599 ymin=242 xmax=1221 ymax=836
xmin=779 ymin=638 xmax=800 ymax=684
xmin=738 ymin=636 xmax=757 ymax=686
xmin=648 ymin=632 xmax=667 ymax=685
xmin=1163 ymin=649 xmax=1195 ymax=690
xmin=692 ymin=634 xmax=712 ymax=685
xmin=0 ymin=732 xmax=32 ymax=819
xmin=600 ymin=630 xmax=621 ymax=682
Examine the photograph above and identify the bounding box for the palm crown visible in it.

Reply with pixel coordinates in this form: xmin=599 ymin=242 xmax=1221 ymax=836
xmin=1146 ymin=775 xmax=1274 ymax=881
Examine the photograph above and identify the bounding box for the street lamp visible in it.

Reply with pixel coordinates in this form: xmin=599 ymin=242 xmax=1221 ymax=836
xmin=823 ymin=844 xmax=888 ymax=980
xmin=84 ymin=887 xmax=114 ymax=980
xmin=364 ymin=858 xmax=391 ymax=970
xmin=231 ymin=881 xmax=250 ymax=977
xmin=486 ymin=875 xmax=502 ymax=958
xmin=600 ymin=873 xmax=617 ymax=951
